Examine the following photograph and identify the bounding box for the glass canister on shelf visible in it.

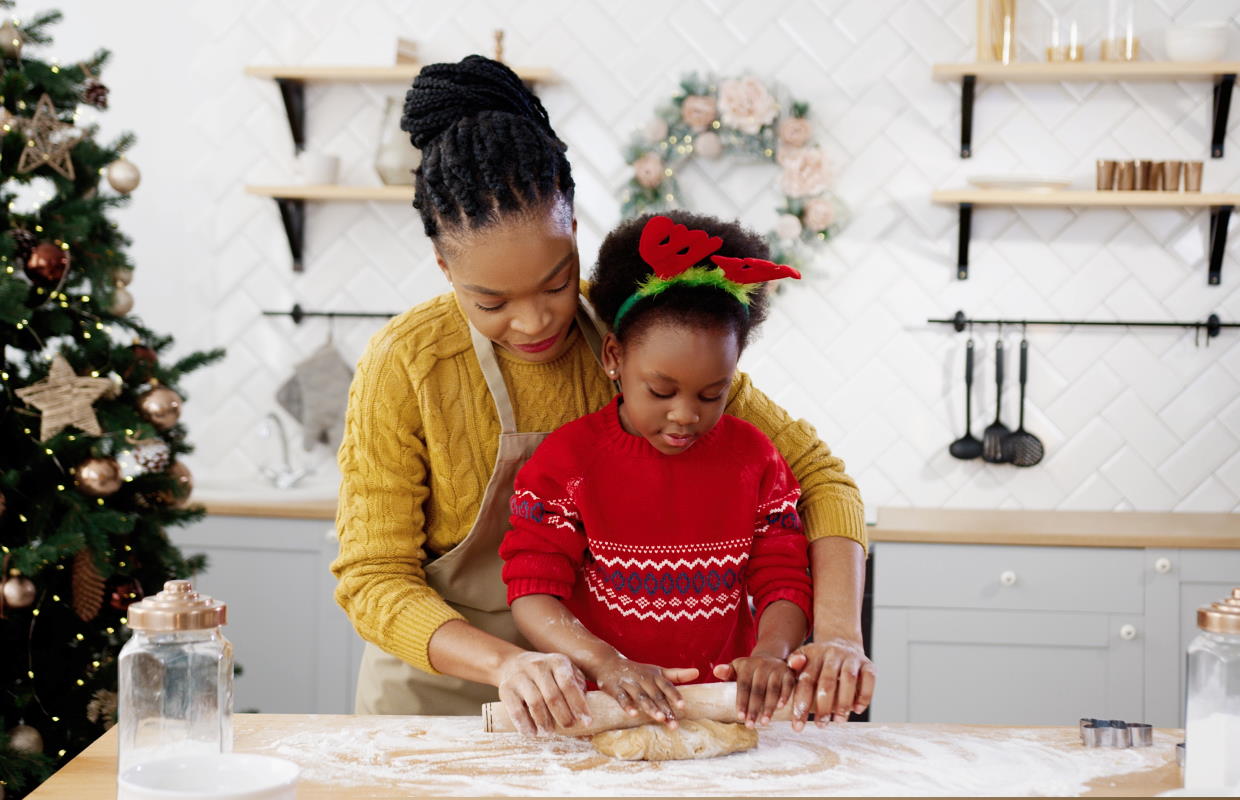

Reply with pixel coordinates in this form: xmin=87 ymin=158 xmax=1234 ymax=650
xmin=1184 ymin=590 xmax=1240 ymax=790
xmin=117 ymin=580 xmax=233 ymax=773
xmin=1046 ymin=14 xmax=1083 ymax=61
xmin=374 ymin=96 xmax=421 ymax=186
xmin=1101 ymin=0 xmax=1139 ymax=60
xmin=984 ymin=0 xmax=1018 ymax=64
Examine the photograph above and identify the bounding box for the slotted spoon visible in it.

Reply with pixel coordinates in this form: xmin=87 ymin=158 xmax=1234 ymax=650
xmin=982 ymin=337 xmax=1011 ymax=463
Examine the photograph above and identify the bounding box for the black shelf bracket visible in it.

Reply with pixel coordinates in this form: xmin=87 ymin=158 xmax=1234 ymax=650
xmin=1212 ymin=73 xmax=1235 ymax=159
xmin=956 ymin=203 xmax=972 ymax=280
xmin=1208 ymin=205 xmax=1233 ymax=286
xmin=276 ymin=78 xmax=306 ymax=154
xmin=274 ymin=198 xmax=305 ymax=272
xmin=960 ymin=75 xmax=976 ymax=158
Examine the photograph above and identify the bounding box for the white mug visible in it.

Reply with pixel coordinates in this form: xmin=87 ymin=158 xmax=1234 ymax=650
xmin=298 ymin=152 xmax=339 ymax=186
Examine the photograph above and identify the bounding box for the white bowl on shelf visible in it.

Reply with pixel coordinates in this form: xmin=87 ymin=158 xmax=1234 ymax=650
xmin=1164 ymin=21 xmax=1230 ymax=62
xmin=119 ymin=754 xmax=299 ymax=800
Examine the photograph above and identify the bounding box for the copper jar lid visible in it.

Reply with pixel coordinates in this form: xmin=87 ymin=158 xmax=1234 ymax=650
xmin=126 ymin=580 xmax=226 ymax=632
xmin=1198 ymin=595 xmax=1240 ymax=636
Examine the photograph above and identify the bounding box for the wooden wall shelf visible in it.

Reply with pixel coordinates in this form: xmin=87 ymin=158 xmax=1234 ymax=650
xmin=931 ymin=189 xmax=1237 ymax=284
xmin=244 ymin=185 xmax=415 ymax=272
xmin=931 ymin=61 xmax=1236 ymax=158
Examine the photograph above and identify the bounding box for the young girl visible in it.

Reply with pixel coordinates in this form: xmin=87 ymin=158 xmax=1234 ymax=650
xmin=501 ymin=212 xmax=812 ymax=729
xmin=332 ymin=54 xmax=872 ymax=736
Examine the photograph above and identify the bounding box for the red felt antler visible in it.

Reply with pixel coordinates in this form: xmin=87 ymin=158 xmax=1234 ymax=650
xmin=639 ymin=215 xmax=724 ymax=278
xmin=710 ymin=255 xmax=802 ymax=284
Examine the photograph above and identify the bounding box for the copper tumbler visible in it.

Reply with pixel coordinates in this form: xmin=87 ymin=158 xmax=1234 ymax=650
xmin=1150 ymin=162 xmax=1164 ymax=191
xmin=1134 ymin=159 xmax=1154 ymax=190
xmin=1096 ymin=159 xmax=1117 ymax=190
xmin=1116 ymin=160 xmax=1136 ymax=190
xmin=1184 ymin=160 xmax=1203 ymax=192
xmin=1161 ymin=160 xmax=1182 ymax=192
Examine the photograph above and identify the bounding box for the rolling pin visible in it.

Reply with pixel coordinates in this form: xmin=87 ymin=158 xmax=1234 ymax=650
xmin=482 ymin=681 xmax=794 ymax=737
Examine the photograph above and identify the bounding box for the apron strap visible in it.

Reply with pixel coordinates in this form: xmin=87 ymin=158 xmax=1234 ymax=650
xmin=468 ymin=293 xmax=617 ymax=435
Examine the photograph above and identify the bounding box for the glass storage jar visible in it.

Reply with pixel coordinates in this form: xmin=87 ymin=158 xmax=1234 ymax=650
xmin=1184 ymin=591 xmax=1240 ymax=790
xmin=117 ymin=580 xmax=233 ymax=773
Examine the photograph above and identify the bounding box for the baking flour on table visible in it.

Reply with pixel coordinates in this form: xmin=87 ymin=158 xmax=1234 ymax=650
xmin=254 ymin=716 xmax=1172 ymax=796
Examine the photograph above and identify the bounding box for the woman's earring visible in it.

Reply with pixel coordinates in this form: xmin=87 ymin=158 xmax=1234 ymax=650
xmin=608 ymin=369 xmax=617 ymax=377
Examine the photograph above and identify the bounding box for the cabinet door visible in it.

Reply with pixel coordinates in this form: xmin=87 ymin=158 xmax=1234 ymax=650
xmin=170 ymin=516 xmax=349 ymax=713
xmin=872 ymin=607 xmax=1143 ymax=724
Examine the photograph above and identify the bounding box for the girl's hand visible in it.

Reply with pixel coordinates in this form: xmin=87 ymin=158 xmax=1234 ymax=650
xmin=784 ymin=635 xmax=876 ymax=731
xmin=591 ymin=657 xmax=698 ymax=729
xmin=496 ymin=651 xmax=592 ymax=736
xmin=712 ymin=656 xmax=796 ymax=727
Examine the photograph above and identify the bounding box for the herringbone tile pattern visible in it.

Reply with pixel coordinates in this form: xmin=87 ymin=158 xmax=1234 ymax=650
xmin=110 ymin=0 xmax=1240 ymax=512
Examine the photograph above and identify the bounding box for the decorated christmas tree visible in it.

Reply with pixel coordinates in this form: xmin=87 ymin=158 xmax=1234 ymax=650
xmin=0 ymin=5 xmax=222 ymax=796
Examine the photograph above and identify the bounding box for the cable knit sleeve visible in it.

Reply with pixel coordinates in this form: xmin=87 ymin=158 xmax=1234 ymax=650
xmin=748 ymin=449 xmax=813 ymax=627
xmin=331 ymin=330 xmax=466 ymax=676
xmin=500 ymin=432 xmax=586 ymax=605
xmin=726 ymin=371 xmax=867 ymax=551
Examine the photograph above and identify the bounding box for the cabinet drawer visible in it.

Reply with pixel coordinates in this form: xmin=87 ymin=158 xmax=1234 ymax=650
xmin=874 ymin=542 xmax=1144 ymax=613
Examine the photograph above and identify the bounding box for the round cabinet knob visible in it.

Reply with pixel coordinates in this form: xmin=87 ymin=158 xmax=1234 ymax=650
xmin=1154 ymin=557 xmax=1172 ymax=574
xmin=1000 ymin=570 xmax=1017 ymax=586
xmin=1120 ymin=624 xmax=1138 ymax=640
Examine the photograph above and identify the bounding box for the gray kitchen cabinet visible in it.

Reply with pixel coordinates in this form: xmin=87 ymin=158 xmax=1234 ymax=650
xmin=871 ymin=541 xmax=1240 ymax=728
xmin=168 ymin=515 xmax=364 ymax=714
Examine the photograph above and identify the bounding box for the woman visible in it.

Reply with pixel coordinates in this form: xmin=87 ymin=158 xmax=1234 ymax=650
xmin=331 ymin=55 xmax=873 ymax=735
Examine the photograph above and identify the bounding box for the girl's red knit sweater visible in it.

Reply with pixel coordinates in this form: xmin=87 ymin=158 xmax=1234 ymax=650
xmin=500 ymin=395 xmax=812 ymax=681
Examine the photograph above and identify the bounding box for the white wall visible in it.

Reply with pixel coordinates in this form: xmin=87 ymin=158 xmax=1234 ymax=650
xmin=40 ymin=0 xmax=1240 ymax=512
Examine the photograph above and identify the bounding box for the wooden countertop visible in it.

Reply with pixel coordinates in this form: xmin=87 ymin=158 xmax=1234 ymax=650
xmin=201 ymin=497 xmax=337 ymax=520
xmin=873 ymin=507 xmax=1240 ymax=549
xmin=29 ymin=714 xmax=1182 ymax=797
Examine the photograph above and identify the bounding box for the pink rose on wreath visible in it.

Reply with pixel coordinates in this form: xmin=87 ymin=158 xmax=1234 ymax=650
xmin=776 ymin=145 xmax=803 ymax=167
xmin=633 ymin=152 xmax=665 ymax=189
xmin=694 ymin=131 xmax=723 ymax=159
xmin=775 ymin=214 xmax=803 ymax=242
xmin=681 ymin=95 xmax=718 ymax=132
xmin=643 ymin=118 xmax=669 ymax=143
xmin=779 ymin=146 xmax=831 ymax=198
xmin=778 ymin=117 xmax=812 ymax=148
xmin=802 ymin=197 xmax=836 ymax=232
xmin=718 ymin=77 xmax=778 ymax=135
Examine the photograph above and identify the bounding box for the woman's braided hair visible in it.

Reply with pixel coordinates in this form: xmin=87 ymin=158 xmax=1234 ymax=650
xmin=401 ymin=55 xmax=574 ymax=242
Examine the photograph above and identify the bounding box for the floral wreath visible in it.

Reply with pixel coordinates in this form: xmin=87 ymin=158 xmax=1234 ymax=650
xmin=619 ymin=74 xmax=845 ymax=276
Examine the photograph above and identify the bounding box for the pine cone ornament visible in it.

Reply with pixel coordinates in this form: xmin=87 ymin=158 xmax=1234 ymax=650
xmin=11 ymin=228 xmax=36 ymax=263
xmin=72 ymin=548 xmax=106 ymax=622
xmin=82 ymin=80 xmax=109 ymax=109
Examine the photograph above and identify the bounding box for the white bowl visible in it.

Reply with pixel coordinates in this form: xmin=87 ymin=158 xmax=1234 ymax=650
xmin=119 ymin=754 xmax=299 ymax=800
xmin=1164 ymin=22 xmax=1230 ymax=62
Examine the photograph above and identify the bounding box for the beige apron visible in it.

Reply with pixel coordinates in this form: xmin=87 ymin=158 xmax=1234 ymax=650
xmin=354 ymin=298 xmax=610 ymax=715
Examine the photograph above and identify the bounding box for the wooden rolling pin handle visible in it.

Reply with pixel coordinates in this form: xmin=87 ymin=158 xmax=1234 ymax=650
xmin=482 ymin=682 xmax=793 ymax=737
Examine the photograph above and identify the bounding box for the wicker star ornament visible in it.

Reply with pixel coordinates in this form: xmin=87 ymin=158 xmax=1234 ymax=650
xmin=15 ymin=355 xmax=113 ymax=440
xmin=17 ymin=93 xmax=82 ymax=179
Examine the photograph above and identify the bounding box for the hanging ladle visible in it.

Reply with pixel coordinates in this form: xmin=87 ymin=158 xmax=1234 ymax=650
xmin=949 ymin=335 xmax=983 ymax=460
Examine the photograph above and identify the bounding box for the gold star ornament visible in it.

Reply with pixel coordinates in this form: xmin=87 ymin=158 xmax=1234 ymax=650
xmin=17 ymin=93 xmax=82 ymax=180
xmin=15 ymin=355 xmax=113 ymax=440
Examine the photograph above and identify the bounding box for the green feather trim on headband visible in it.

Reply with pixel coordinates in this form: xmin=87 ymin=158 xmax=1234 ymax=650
xmin=613 ymin=266 xmax=755 ymax=330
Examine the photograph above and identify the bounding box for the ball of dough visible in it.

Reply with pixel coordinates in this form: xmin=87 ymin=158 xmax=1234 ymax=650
xmin=591 ymin=719 xmax=758 ymax=761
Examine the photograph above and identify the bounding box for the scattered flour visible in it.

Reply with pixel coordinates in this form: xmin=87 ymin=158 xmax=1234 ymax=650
xmin=249 ymin=716 xmax=1174 ymax=796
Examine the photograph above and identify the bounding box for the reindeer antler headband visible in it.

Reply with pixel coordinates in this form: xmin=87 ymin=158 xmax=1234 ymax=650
xmin=612 ymin=215 xmax=802 ymax=330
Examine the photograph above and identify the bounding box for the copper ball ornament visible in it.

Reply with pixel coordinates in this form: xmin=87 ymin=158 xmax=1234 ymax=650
xmin=23 ymin=242 xmax=68 ymax=285
xmin=163 ymin=460 xmax=193 ymax=507
xmin=106 ymin=158 xmax=141 ymax=193
xmin=110 ymin=285 xmax=134 ymax=315
xmin=7 ymin=723 xmax=43 ymax=754
xmin=138 ymin=386 xmax=182 ymax=430
xmin=2 ymin=575 xmax=36 ymax=609
xmin=74 ymin=456 xmax=122 ymax=497
xmin=113 ymin=266 xmax=134 ymax=287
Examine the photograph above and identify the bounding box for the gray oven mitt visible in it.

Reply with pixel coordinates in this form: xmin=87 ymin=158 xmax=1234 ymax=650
xmin=275 ymin=342 xmax=354 ymax=451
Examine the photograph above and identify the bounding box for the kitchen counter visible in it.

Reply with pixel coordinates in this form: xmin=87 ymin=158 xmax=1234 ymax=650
xmin=29 ymin=714 xmax=1183 ymax=797
xmin=873 ymin=507 xmax=1240 ymax=549
xmin=193 ymin=478 xmax=337 ymax=520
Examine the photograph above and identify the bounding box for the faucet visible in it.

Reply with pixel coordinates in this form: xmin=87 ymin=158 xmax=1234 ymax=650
xmin=258 ymin=413 xmax=312 ymax=489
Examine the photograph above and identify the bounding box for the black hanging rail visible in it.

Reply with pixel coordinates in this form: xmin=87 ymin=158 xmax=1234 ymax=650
xmin=262 ymin=304 xmax=398 ymax=325
xmin=929 ymin=310 xmax=1239 ymax=340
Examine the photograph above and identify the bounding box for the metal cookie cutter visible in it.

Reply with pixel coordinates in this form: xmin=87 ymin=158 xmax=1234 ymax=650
xmin=1079 ymin=718 xmax=1153 ymax=748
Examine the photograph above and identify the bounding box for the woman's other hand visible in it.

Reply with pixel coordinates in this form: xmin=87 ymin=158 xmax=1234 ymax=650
xmin=785 ymin=635 xmax=875 ymax=731
xmin=496 ymin=651 xmax=592 ymax=736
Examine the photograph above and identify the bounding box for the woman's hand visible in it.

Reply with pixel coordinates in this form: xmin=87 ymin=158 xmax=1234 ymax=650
xmin=712 ymin=655 xmax=796 ymax=727
xmin=785 ymin=634 xmax=875 ymax=731
xmin=496 ymin=651 xmax=592 ymax=736
xmin=590 ymin=656 xmax=698 ymax=729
